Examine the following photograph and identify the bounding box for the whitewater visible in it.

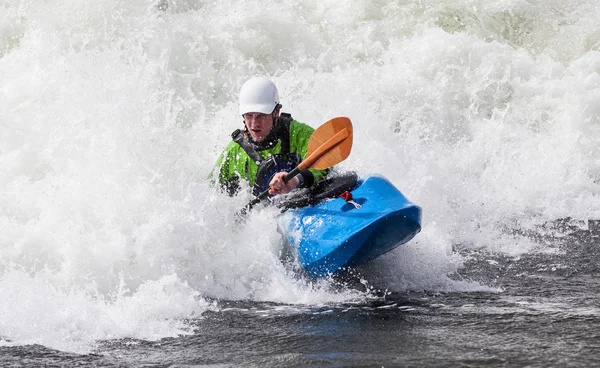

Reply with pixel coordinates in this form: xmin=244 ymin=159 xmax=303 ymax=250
xmin=1 ymin=0 xmax=600 ymax=365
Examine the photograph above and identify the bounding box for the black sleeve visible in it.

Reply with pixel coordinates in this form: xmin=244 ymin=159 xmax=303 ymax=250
xmin=221 ymin=176 xmax=241 ymax=197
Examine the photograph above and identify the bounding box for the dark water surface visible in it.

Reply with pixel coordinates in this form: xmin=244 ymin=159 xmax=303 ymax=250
xmin=3 ymin=233 xmax=600 ymax=367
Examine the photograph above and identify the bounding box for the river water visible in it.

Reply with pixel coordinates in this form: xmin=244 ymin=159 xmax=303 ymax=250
xmin=1 ymin=0 xmax=600 ymax=366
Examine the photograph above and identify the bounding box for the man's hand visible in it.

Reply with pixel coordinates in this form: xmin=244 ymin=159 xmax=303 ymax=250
xmin=269 ymin=172 xmax=300 ymax=195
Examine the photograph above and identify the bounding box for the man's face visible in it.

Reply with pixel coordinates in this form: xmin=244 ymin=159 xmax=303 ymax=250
xmin=243 ymin=112 xmax=274 ymax=142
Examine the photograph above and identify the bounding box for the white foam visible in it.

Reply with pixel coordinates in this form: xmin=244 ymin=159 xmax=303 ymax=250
xmin=1 ymin=0 xmax=599 ymax=353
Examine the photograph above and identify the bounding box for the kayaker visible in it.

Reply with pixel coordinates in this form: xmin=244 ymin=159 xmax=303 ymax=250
xmin=213 ymin=76 xmax=329 ymax=198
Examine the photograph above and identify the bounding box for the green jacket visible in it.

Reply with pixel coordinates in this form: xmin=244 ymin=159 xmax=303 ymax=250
xmin=214 ymin=118 xmax=328 ymax=196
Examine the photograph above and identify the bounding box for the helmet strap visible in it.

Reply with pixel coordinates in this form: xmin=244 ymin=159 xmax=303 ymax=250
xmin=271 ymin=103 xmax=282 ymax=125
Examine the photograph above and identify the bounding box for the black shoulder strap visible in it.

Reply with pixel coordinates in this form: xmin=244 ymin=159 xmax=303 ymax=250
xmin=231 ymin=129 xmax=263 ymax=164
xmin=277 ymin=113 xmax=292 ymax=155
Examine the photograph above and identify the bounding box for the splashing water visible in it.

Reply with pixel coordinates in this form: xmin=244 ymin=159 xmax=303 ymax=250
xmin=1 ymin=0 xmax=599 ymax=353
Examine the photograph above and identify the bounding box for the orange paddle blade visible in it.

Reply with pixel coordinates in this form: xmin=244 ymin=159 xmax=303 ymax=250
xmin=300 ymin=117 xmax=353 ymax=171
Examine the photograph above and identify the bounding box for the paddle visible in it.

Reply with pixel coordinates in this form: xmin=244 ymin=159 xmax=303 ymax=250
xmin=239 ymin=116 xmax=353 ymax=215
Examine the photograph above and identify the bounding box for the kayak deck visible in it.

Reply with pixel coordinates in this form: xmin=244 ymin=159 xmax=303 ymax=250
xmin=277 ymin=175 xmax=422 ymax=277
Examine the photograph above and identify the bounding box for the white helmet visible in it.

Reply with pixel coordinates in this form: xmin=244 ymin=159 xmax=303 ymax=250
xmin=238 ymin=76 xmax=280 ymax=115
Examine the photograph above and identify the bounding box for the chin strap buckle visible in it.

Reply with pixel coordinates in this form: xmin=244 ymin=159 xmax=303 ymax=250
xmin=340 ymin=191 xmax=362 ymax=209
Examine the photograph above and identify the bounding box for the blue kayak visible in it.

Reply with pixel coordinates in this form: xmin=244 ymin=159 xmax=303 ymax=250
xmin=277 ymin=175 xmax=422 ymax=278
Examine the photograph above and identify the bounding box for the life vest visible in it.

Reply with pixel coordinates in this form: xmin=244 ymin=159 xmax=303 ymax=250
xmin=231 ymin=113 xmax=302 ymax=197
